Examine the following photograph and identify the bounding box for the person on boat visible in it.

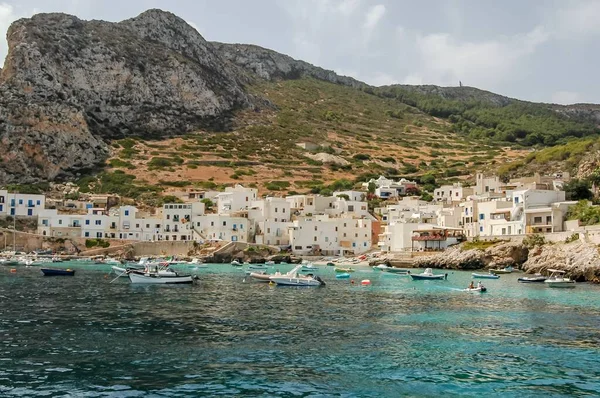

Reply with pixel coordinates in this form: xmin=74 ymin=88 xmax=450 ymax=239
xmin=477 ymin=281 xmax=482 ymax=289
xmin=468 ymin=281 xmax=475 ymax=289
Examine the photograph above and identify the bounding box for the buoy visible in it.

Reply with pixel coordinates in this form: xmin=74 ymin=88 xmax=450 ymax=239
xmin=10 ymin=268 xmax=16 ymax=273
xmin=361 ymin=279 xmax=371 ymax=286
xmin=351 ymin=280 xmax=355 ymax=284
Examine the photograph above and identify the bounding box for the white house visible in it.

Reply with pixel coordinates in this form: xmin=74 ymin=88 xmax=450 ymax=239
xmin=288 ymin=215 xmax=372 ymax=256
xmin=194 ymin=214 xmax=250 ymax=242
xmin=378 ymin=223 xmax=464 ymax=252
xmin=433 ymin=183 xmax=474 ymax=204
xmin=0 ymin=190 xmax=46 ymax=217
xmin=160 ymin=202 xmax=205 ymax=241
xmin=216 ymin=184 xmax=258 ymax=215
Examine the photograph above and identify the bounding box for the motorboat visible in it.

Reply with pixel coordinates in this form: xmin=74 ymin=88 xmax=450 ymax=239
xmin=231 ymin=260 xmax=243 ymax=267
xmin=335 ymin=267 xmax=355 ymax=273
xmin=489 ymin=266 xmax=513 ymax=274
xmin=301 ymin=264 xmax=319 ymax=272
xmin=382 ymin=267 xmax=410 ymax=275
xmin=463 ymin=286 xmax=487 ymax=293
xmin=409 ymin=268 xmax=447 ymax=281
xmin=41 ymin=268 xmax=75 ymax=276
xmin=249 ymin=270 xmax=288 ymax=282
xmin=248 ymin=264 xmax=269 ymax=270
xmin=472 ymin=272 xmax=500 ymax=279
xmin=518 ymin=274 xmax=547 ymax=283
xmin=265 ymin=261 xmax=275 ymax=265
xmin=326 ymin=262 xmax=335 ymax=267
xmin=269 ymin=265 xmax=326 ymax=287
xmin=128 ymin=272 xmax=196 ymax=284
xmin=0 ymin=257 xmax=19 ymax=266
xmin=544 ymin=269 xmax=575 ymax=288
xmin=373 ymin=264 xmax=389 ymax=271
xmin=335 ymin=273 xmax=351 ymax=279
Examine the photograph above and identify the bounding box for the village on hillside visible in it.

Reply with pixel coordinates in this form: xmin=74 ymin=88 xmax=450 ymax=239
xmin=1 ymin=170 xmax=594 ymax=257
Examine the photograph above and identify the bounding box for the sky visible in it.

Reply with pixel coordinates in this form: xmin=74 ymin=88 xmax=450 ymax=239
xmin=1 ymin=0 xmax=599 ymax=104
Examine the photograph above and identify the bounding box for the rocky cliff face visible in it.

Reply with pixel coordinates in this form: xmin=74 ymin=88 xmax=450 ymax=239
xmin=0 ymin=10 xmax=252 ymax=184
xmin=211 ymin=42 xmax=367 ymax=89
xmin=414 ymin=242 xmax=529 ymax=270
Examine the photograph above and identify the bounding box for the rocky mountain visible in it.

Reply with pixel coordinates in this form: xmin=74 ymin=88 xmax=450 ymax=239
xmin=1 ymin=8 xmax=599 ymax=187
xmin=0 ymin=10 xmax=251 ymax=184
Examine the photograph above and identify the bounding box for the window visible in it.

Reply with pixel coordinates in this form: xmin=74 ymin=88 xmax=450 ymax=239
xmin=27 ymin=209 xmax=33 ymax=216
xmin=240 ymin=224 xmax=243 ymax=229
xmin=36 ymin=200 xmax=41 ymax=206
xmin=58 ymin=219 xmax=62 ymax=225
xmin=223 ymin=221 xmax=227 ymax=226
xmin=479 ymin=214 xmax=484 ymax=220
xmin=167 ymin=215 xmax=170 ymax=220
xmin=275 ymin=208 xmax=278 ymax=213
xmin=84 ymin=232 xmax=89 ymax=237
xmin=355 ymin=233 xmax=358 ymax=237
xmin=314 ymin=236 xmax=317 ymax=242
xmin=479 ymin=226 xmax=483 ymax=232
xmin=42 ymin=219 xmax=48 ymax=226
xmin=502 ymin=228 xmax=506 ymax=235
xmin=283 ymin=208 xmax=286 ymax=213
xmin=295 ymin=246 xmax=303 ymax=250
xmin=124 ymin=210 xmax=129 ymax=216
xmin=344 ymin=223 xmax=347 ymax=227
xmin=514 ymin=197 xmax=519 ymax=204
xmin=211 ymin=221 xmax=214 ymax=227
xmin=314 ymin=226 xmax=317 ymax=231
xmin=146 ymin=224 xmax=150 ymax=228
xmin=534 ymin=216 xmax=542 ymax=224
xmin=546 ymin=216 xmax=552 ymax=224
xmin=343 ymin=233 xmax=347 ymax=237
xmin=325 ymin=237 xmax=329 ymax=242
xmin=95 ymin=220 xmax=101 ymax=225
xmin=352 ymin=242 xmax=356 ymax=247
xmin=85 ymin=220 xmax=90 ymax=225
xmin=18 ymin=199 xmax=23 ymax=205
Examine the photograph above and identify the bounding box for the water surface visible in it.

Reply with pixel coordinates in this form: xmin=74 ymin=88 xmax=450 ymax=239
xmin=1 ymin=264 xmax=599 ymax=397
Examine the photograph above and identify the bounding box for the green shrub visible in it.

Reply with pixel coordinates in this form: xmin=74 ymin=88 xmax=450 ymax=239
xmin=522 ymin=234 xmax=546 ymax=248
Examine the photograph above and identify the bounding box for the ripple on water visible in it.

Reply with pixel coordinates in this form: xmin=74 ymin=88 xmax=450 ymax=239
xmin=1 ymin=264 xmax=600 ymax=396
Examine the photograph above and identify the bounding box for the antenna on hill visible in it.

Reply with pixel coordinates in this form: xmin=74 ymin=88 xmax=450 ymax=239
xmin=459 ymin=81 xmax=463 ymax=87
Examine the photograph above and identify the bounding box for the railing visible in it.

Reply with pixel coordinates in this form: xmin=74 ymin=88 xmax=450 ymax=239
xmin=411 ymin=235 xmax=447 ymax=241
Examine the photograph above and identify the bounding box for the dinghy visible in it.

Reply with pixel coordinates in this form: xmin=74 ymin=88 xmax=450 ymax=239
xmin=128 ymin=272 xmax=196 ymax=284
xmin=41 ymin=268 xmax=75 ymax=276
xmin=518 ymin=274 xmax=547 ymax=283
xmin=472 ymin=272 xmax=500 ymax=279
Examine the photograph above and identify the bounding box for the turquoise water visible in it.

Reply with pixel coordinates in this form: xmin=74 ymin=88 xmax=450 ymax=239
xmin=1 ymin=263 xmax=600 ymax=397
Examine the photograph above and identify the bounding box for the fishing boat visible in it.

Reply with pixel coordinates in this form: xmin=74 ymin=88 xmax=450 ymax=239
xmin=472 ymin=272 xmax=500 ymax=279
xmin=41 ymin=268 xmax=75 ymax=276
xmin=335 ymin=267 xmax=355 ymax=273
xmin=409 ymin=268 xmax=447 ymax=281
xmin=269 ymin=265 xmax=326 ymax=287
xmin=518 ymin=274 xmax=547 ymax=283
xmin=128 ymin=272 xmax=196 ymax=284
xmin=335 ymin=273 xmax=351 ymax=279
xmin=544 ymin=269 xmax=575 ymax=288
xmin=489 ymin=266 xmax=513 ymax=274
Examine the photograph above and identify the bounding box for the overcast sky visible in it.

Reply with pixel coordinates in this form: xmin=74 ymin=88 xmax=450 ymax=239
xmin=1 ymin=0 xmax=599 ymax=104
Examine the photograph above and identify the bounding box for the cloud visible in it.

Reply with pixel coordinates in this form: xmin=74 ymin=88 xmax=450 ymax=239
xmin=551 ymin=91 xmax=582 ymax=105
xmin=554 ymin=0 xmax=600 ymax=38
xmin=363 ymin=4 xmax=385 ymax=33
xmin=411 ymin=26 xmax=549 ymax=88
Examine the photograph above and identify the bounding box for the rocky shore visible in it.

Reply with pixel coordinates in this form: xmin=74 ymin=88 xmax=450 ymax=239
xmin=414 ymin=241 xmax=600 ymax=282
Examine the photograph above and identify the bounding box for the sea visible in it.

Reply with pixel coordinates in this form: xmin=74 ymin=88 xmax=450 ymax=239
xmin=1 ymin=263 xmax=600 ymax=397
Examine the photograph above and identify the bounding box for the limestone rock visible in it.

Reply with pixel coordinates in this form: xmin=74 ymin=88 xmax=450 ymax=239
xmin=305 ymin=152 xmax=349 ymax=166
xmin=414 ymin=241 xmax=528 ymax=270
xmin=0 ymin=10 xmax=252 ymax=184
xmin=522 ymin=241 xmax=600 ymax=281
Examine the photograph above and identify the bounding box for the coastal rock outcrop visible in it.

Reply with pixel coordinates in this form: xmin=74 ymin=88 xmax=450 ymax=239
xmin=414 ymin=242 xmax=528 ymax=270
xmin=522 ymin=241 xmax=600 ymax=282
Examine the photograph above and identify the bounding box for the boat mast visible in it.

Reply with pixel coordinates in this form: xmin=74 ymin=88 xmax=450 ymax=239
xmin=13 ymin=192 xmax=16 ymax=252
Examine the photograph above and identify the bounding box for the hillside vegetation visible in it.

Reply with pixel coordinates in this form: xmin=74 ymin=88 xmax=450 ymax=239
xmin=94 ymin=78 xmax=525 ymax=202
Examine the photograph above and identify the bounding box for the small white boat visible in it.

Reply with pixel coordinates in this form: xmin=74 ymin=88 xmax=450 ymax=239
xmin=301 ymin=264 xmax=319 ymax=272
xmin=373 ymin=264 xmax=389 ymax=271
xmin=231 ymin=260 xmax=242 ymax=266
xmin=248 ymin=264 xmax=269 ymax=270
xmin=489 ymin=266 xmax=513 ymax=274
xmin=269 ymin=265 xmax=326 ymax=287
xmin=382 ymin=267 xmax=410 ymax=275
xmin=409 ymin=268 xmax=447 ymax=281
xmin=472 ymin=272 xmax=499 ymax=279
xmin=265 ymin=261 xmax=275 ymax=265
xmin=463 ymin=286 xmax=487 ymax=293
xmin=544 ymin=269 xmax=575 ymax=288
xmin=518 ymin=274 xmax=547 ymax=283
xmin=128 ymin=272 xmax=196 ymax=284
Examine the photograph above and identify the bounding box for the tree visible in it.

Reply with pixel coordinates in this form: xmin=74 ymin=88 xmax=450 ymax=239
xmin=563 ymin=179 xmax=593 ymax=201
xmin=367 ymin=182 xmax=376 ymax=194
xmin=201 ymin=198 xmax=214 ymax=211
xmin=420 ymin=173 xmax=436 ymax=186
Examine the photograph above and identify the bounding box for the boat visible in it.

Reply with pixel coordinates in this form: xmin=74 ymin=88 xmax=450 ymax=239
xmin=265 ymin=261 xmax=275 ymax=265
xmin=326 ymin=262 xmax=335 ymax=267
xmin=382 ymin=267 xmax=410 ymax=275
xmin=335 ymin=273 xmax=351 ymax=279
xmin=51 ymin=257 xmax=64 ymax=263
xmin=489 ymin=266 xmax=513 ymax=274
xmin=463 ymin=286 xmax=487 ymax=293
xmin=248 ymin=264 xmax=269 ymax=270
xmin=373 ymin=264 xmax=389 ymax=271
xmin=231 ymin=260 xmax=243 ymax=267
xmin=0 ymin=258 xmax=19 ymax=266
xmin=409 ymin=268 xmax=447 ymax=280
xmin=269 ymin=265 xmax=326 ymax=287
xmin=335 ymin=267 xmax=355 ymax=273
xmin=301 ymin=264 xmax=319 ymax=272
xmin=544 ymin=269 xmax=575 ymax=288
xmin=472 ymin=272 xmax=500 ymax=279
xmin=41 ymin=268 xmax=75 ymax=276
xmin=128 ymin=272 xmax=196 ymax=284
xmin=518 ymin=274 xmax=547 ymax=283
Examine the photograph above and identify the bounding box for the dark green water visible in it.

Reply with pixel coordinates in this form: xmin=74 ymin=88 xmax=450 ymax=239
xmin=1 ymin=263 xmax=600 ymax=397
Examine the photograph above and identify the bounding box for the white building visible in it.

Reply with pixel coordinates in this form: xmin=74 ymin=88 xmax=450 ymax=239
xmin=288 ymin=215 xmax=372 ymax=256
xmin=160 ymin=202 xmax=205 ymax=241
xmin=362 ymin=176 xmax=418 ymax=199
xmin=474 ymin=173 xmax=502 ymax=195
xmin=249 ymin=197 xmax=292 ymax=247
xmin=0 ymin=190 xmax=46 ymax=217
xmin=216 ymin=184 xmax=258 ymax=215
xmin=433 ymin=183 xmax=474 ymax=204
xmin=378 ymin=223 xmax=464 ymax=252
xmin=194 ymin=214 xmax=250 ymax=242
